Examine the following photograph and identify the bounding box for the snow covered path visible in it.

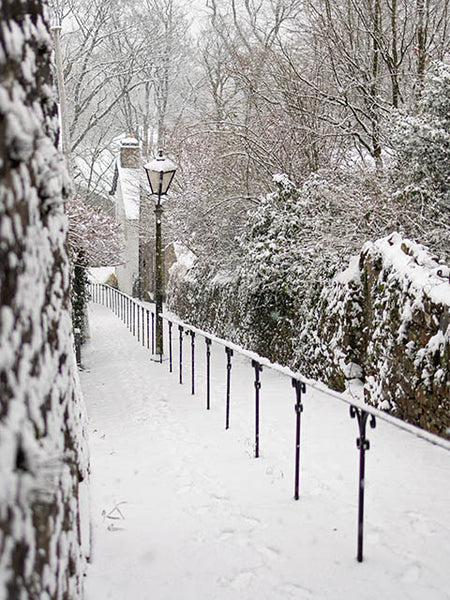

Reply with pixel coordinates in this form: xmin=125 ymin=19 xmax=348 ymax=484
xmin=80 ymin=303 xmax=450 ymax=600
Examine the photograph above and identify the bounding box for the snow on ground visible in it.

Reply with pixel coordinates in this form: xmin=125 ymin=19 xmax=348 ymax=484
xmin=80 ymin=302 xmax=450 ymax=600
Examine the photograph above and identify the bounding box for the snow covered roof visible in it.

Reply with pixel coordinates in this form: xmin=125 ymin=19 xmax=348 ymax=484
xmin=121 ymin=136 xmax=139 ymax=146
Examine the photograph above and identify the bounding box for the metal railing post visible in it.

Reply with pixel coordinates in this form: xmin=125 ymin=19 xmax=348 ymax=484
xmin=205 ymin=338 xmax=212 ymax=410
xmin=350 ymin=406 xmax=376 ymax=562
xmin=252 ymin=360 xmax=263 ymax=458
xmin=225 ymin=347 xmax=233 ymax=430
xmin=190 ymin=331 xmax=195 ymax=395
xmin=168 ymin=321 xmax=173 ymax=372
xmin=178 ymin=325 xmax=184 ymax=384
xmin=292 ymin=378 xmax=306 ymax=500
xmin=137 ymin=305 xmax=140 ymax=342
xmin=151 ymin=313 xmax=155 ymax=354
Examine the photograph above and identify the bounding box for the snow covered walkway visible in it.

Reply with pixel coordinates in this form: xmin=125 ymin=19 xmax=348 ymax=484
xmin=80 ymin=302 xmax=450 ymax=600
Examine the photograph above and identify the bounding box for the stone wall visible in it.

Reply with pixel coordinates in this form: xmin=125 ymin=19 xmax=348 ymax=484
xmin=168 ymin=233 xmax=449 ymax=439
xmin=0 ymin=1 xmax=88 ymax=597
xmin=319 ymin=234 xmax=449 ymax=438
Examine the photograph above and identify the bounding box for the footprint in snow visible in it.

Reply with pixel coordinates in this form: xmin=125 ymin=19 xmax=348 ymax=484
xmin=218 ymin=529 xmax=250 ymax=547
xmin=219 ymin=529 xmax=234 ymax=541
xmin=92 ymin=428 xmax=106 ymax=440
xmin=256 ymin=545 xmax=280 ymax=559
xmin=400 ymin=563 xmax=421 ymax=584
xmin=176 ymin=472 xmax=193 ymax=495
xmin=102 ymin=502 xmax=127 ymax=527
xmin=239 ymin=514 xmax=261 ymax=526
xmin=280 ymin=582 xmax=314 ymax=599
xmin=106 ymin=523 xmax=125 ymax=532
xmin=211 ymin=493 xmax=231 ymax=502
xmin=219 ymin=570 xmax=254 ymax=590
xmin=407 ymin=511 xmax=439 ymax=535
xmin=266 ymin=466 xmax=285 ymax=482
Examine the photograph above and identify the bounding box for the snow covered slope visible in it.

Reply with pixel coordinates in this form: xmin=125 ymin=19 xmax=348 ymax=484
xmin=81 ymin=303 xmax=450 ymax=600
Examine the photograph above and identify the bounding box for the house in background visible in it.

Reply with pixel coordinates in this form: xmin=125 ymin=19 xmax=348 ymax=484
xmin=110 ymin=137 xmax=177 ymax=300
xmin=110 ymin=137 xmax=142 ymax=296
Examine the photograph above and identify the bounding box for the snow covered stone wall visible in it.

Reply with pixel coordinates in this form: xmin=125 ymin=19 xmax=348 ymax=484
xmin=0 ymin=1 xmax=88 ymax=597
xmin=319 ymin=233 xmax=449 ymax=438
xmin=169 ymin=233 xmax=449 ymax=439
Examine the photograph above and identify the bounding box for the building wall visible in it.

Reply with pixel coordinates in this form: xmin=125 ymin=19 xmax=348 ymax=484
xmin=0 ymin=2 xmax=88 ymax=597
xmin=114 ymin=141 xmax=142 ymax=297
xmin=116 ymin=217 xmax=140 ymax=296
xmin=114 ymin=174 xmax=138 ymax=296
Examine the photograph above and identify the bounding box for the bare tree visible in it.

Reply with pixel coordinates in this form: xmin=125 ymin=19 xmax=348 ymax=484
xmin=279 ymin=0 xmax=450 ymax=167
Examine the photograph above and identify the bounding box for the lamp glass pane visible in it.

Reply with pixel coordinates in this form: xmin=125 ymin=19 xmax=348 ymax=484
xmin=161 ymin=170 xmax=176 ymax=195
xmin=146 ymin=169 xmax=162 ymax=195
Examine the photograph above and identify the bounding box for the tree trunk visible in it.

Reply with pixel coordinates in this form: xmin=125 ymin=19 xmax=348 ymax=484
xmin=416 ymin=0 xmax=427 ymax=81
xmin=390 ymin=0 xmax=400 ymax=108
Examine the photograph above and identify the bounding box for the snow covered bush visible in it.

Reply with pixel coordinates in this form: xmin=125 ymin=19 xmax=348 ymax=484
xmin=168 ymin=260 xmax=239 ymax=339
xmin=169 ymin=172 xmax=362 ymax=363
xmin=0 ymin=2 xmax=88 ymax=597
xmin=169 ymin=170 xmax=395 ymax=360
xmin=391 ymin=61 xmax=450 ymax=207
xmin=66 ymin=193 xmax=123 ymax=269
xmin=71 ymin=250 xmax=90 ymax=342
xmin=235 ymin=173 xmax=345 ymax=364
xmin=66 ymin=193 xmax=122 ymax=341
xmin=169 ymin=169 xmax=449 ymax=437
xmin=169 ymin=200 xmax=449 ymax=437
xmin=307 ymin=255 xmax=365 ymax=390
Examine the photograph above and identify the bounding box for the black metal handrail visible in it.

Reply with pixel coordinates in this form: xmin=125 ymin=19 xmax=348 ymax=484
xmin=88 ymin=282 xmax=450 ymax=563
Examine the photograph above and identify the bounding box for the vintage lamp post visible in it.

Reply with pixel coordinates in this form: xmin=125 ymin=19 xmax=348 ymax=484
xmin=144 ymin=150 xmax=177 ymax=359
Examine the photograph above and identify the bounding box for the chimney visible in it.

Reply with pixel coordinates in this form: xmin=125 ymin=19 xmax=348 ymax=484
xmin=120 ymin=136 xmax=141 ymax=168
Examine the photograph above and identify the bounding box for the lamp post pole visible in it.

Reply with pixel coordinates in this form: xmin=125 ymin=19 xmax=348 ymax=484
xmin=144 ymin=150 xmax=177 ymax=362
xmin=154 ymin=189 xmax=164 ymax=359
